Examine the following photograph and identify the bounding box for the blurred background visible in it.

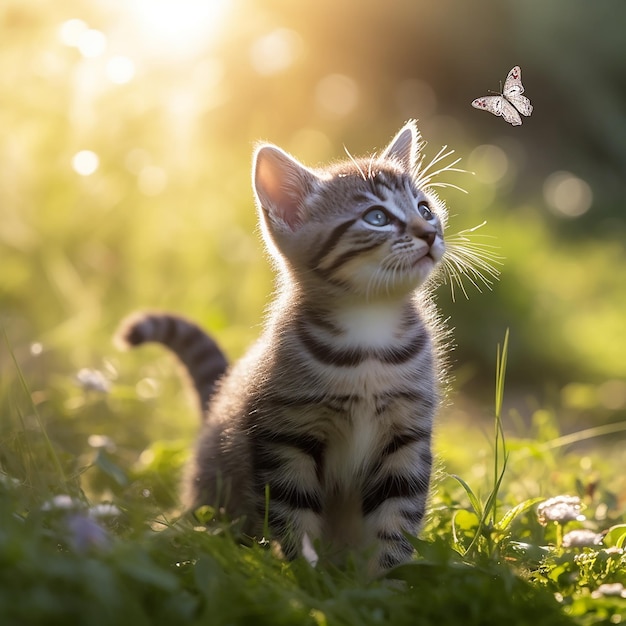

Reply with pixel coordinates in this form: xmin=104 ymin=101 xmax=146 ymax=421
xmin=1 ymin=0 xmax=625 ymax=483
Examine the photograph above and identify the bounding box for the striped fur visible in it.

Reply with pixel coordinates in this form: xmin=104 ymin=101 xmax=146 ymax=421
xmin=115 ymin=313 xmax=228 ymax=412
xmin=118 ymin=121 xmax=449 ymax=574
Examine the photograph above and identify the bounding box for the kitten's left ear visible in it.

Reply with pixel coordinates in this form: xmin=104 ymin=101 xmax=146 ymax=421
xmin=381 ymin=120 xmax=421 ymax=171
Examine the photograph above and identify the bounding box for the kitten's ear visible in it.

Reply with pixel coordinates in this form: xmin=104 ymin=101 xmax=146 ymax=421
xmin=253 ymin=145 xmax=317 ymax=231
xmin=381 ymin=120 xmax=421 ymax=171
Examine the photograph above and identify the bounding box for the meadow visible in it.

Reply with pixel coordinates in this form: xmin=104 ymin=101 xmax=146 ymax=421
xmin=1 ymin=0 xmax=625 ymax=623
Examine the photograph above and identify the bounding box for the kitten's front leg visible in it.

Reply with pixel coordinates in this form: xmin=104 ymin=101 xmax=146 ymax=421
xmin=251 ymin=429 xmax=325 ymax=559
xmin=362 ymin=435 xmax=432 ymax=572
xmin=364 ymin=497 xmax=426 ymax=573
xmin=266 ymin=505 xmax=323 ymax=561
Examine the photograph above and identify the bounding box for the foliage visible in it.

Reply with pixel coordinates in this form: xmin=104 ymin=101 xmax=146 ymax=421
xmin=1 ymin=332 xmax=625 ymax=625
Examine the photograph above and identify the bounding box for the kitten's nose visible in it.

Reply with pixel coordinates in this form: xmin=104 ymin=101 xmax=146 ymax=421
xmin=408 ymin=217 xmax=437 ymax=247
xmin=420 ymin=230 xmax=436 ymax=246
xmin=409 ymin=220 xmax=436 ymax=246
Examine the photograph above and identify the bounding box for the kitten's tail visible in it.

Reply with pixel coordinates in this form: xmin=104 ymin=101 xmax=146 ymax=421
xmin=115 ymin=312 xmax=228 ymax=414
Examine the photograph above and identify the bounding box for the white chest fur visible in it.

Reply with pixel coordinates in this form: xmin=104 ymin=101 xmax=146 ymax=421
xmin=331 ymin=302 xmax=407 ymax=349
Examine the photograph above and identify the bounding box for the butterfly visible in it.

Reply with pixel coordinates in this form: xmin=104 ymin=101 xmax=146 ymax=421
xmin=471 ymin=66 xmax=533 ymax=126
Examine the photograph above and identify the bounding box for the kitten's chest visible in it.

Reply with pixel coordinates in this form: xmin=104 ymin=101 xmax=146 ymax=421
xmin=322 ymin=394 xmax=385 ymax=480
xmin=270 ymin=300 xmax=435 ymax=470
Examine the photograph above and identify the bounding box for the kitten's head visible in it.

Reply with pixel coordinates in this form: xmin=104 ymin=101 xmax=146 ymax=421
xmin=252 ymin=121 xmax=448 ymax=301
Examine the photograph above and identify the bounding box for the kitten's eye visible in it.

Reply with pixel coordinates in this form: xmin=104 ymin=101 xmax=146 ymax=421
xmin=362 ymin=206 xmax=391 ymax=227
xmin=418 ymin=201 xmax=435 ymax=221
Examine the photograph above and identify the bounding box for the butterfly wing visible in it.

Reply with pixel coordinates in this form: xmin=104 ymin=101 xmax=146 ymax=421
xmin=506 ymin=93 xmax=533 ymax=117
xmin=502 ymin=65 xmax=533 ymax=117
xmin=503 ymin=66 xmax=524 ymax=96
xmin=472 ymin=95 xmax=522 ymax=126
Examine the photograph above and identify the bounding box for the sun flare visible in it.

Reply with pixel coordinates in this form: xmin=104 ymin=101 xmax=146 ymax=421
xmin=125 ymin=0 xmax=233 ymax=59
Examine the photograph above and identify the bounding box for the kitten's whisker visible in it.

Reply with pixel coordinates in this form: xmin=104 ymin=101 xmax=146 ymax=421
xmin=446 ymin=244 xmax=503 ymax=275
xmin=426 ymin=181 xmax=469 ymax=194
xmin=441 ymin=222 xmax=503 ymax=300
xmin=416 ymin=162 xmax=466 ymax=187
xmin=455 ymin=220 xmax=488 ymax=235
xmin=447 ymin=241 xmax=503 ymax=266
xmin=416 ymin=146 xmax=458 ymax=178
xmin=445 ymin=250 xmax=500 ymax=284
xmin=413 ymin=143 xmax=469 ymax=192
xmin=443 ymin=265 xmax=469 ymax=302
xmin=367 ymin=154 xmax=377 ymax=180
xmin=344 ymin=145 xmax=368 ymax=181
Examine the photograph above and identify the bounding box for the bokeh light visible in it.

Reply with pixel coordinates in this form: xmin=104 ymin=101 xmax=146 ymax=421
xmin=315 ymin=74 xmax=359 ymax=118
xmin=137 ymin=166 xmax=168 ymax=196
xmin=58 ymin=18 xmax=89 ymax=47
xmin=288 ymin=128 xmax=333 ymax=162
xmin=250 ymin=28 xmax=303 ymax=76
xmin=106 ymin=56 xmax=136 ymax=84
xmin=468 ymin=144 xmax=510 ymax=184
xmin=597 ymin=379 xmax=626 ymax=410
xmin=72 ymin=150 xmax=100 ymax=176
xmin=543 ymin=171 xmax=593 ymax=218
xmin=77 ymin=29 xmax=107 ymax=59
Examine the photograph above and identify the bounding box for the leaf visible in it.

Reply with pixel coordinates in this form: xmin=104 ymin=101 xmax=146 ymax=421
xmin=483 ymin=451 xmax=508 ymax=526
xmin=504 ymin=541 xmax=552 ymax=566
xmin=94 ymin=450 xmax=129 ymax=487
xmin=495 ymin=497 xmax=545 ymax=532
xmin=602 ymin=524 xmax=626 ymax=549
xmin=449 ymin=474 xmax=484 ymax=519
xmin=118 ymin=551 xmax=179 ymax=591
xmin=452 ymin=509 xmax=481 ymax=555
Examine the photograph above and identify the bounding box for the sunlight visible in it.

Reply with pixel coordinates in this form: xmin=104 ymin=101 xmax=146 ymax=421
xmin=125 ymin=0 xmax=234 ymax=59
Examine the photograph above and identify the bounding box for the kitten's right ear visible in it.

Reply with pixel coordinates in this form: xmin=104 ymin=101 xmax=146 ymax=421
xmin=253 ymin=145 xmax=317 ymax=231
xmin=381 ymin=120 xmax=421 ymax=172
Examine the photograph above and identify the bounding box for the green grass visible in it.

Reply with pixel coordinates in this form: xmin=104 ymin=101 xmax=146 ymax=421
xmin=1 ymin=332 xmax=625 ymax=625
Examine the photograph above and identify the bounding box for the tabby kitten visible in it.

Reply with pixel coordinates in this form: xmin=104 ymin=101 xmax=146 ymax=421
xmin=118 ymin=121 xmax=449 ymax=573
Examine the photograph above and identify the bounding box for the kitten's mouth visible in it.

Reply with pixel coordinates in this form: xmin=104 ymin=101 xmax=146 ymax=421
xmin=411 ymin=249 xmax=435 ymax=267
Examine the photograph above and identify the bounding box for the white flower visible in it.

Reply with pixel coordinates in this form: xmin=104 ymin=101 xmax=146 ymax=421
xmin=88 ymin=503 xmax=122 ymax=519
xmin=41 ymin=494 xmax=83 ymax=512
xmin=562 ymin=529 xmax=602 ymax=548
xmin=87 ymin=434 xmax=116 ymax=452
xmin=591 ymin=583 xmax=626 ymax=599
xmin=537 ymin=495 xmax=585 ymax=526
xmin=75 ymin=368 xmax=111 ymax=393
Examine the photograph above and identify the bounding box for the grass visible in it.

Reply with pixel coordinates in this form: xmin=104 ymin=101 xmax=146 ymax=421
xmin=1 ymin=330 xmax=625 ymax=625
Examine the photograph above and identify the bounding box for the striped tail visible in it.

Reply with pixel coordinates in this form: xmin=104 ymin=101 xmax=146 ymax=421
xmin=115 ymin=312 xmax=228 ymax=413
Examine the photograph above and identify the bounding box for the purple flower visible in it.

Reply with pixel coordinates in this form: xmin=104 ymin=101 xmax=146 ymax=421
xmin=66 ymin=514 xmax=111 ymax=552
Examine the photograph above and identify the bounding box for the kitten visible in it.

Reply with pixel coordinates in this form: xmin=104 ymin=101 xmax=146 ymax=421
xmin=117 ymin=121 xmax=452 ymax=573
